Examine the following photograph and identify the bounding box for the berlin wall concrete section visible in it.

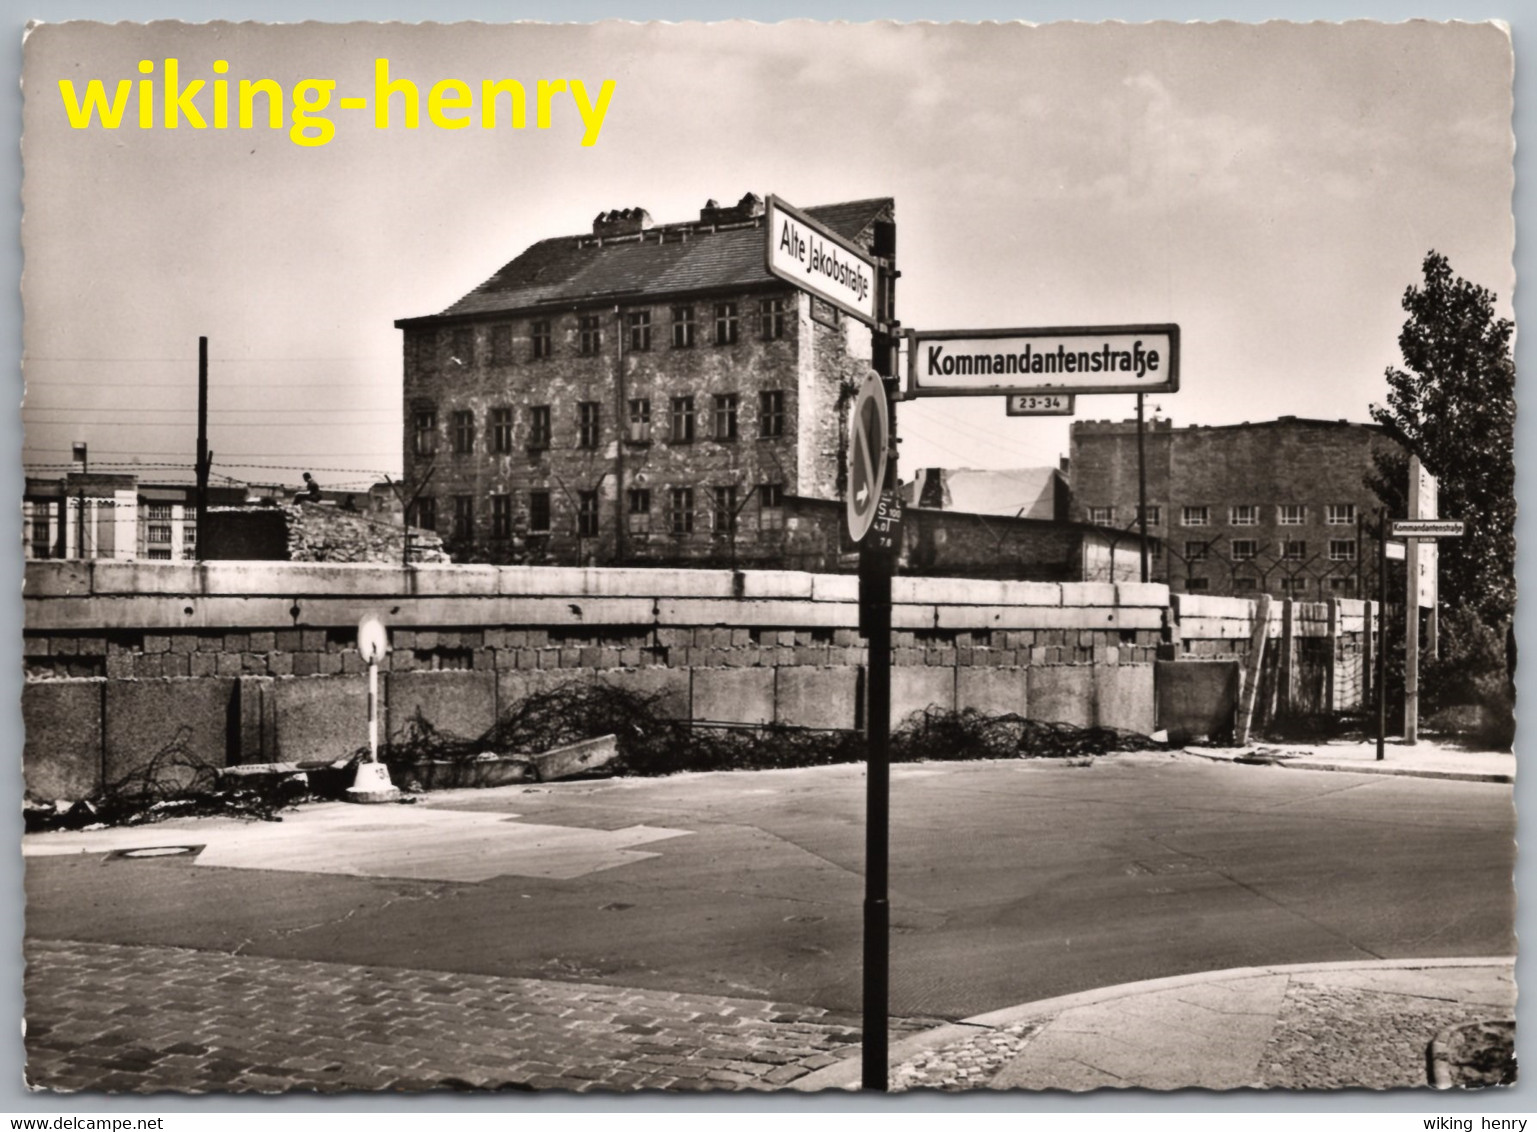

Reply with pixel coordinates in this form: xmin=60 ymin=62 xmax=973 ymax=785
xmin=22 ymin=563 xmax=1372 ymax=799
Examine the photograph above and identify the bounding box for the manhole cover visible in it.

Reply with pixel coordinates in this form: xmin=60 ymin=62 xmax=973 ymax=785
xmin=112 ymin=845 xmax=203 ymax=860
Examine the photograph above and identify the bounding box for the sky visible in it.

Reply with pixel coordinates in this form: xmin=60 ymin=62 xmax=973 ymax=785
xmin=19 ymin=19 xmax=1515 ymax=494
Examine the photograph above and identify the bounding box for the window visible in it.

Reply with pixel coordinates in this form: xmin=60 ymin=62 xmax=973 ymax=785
xmin=451 ymin=410 xmax=475 ymax=454
xmin=490 ymin=324 xmax=514 ymax=365
xmin=145 ymin=503 xmax=173 ymax=521
xmin=671 ymin=305 xmax=695 ymax=348
xmin=1282 ymin=540 xmax=1306 ymax=561
xmin=714 ymin=302 xmax=739 ymax=345
xmin=1330 ymin=577 xmax=1357 ymax=595
xmin=147 ymin=523 xmax=172 ymax=544
xmin=627 ymin=398 xmax=652 ymax=443
xmin=1182 ymin=506 xmax=1209 ymax=527
xmin=1138 ymin=504 xmax=1162 ymax=526
xmin=181 ymin=525 xmax=196 ymax=560
xmin=713 ymin=394 xmax=738 ymax=440
xmin=452 ymin=495 xmax=474 ymax=541
xmin=1234 ymin=577 xmax=1259 ymax=593
xmin=1231 ymin=539 xmax=1258 ymax=561
xmin=1281 ymin=577 xmax=1308 ymax=594
xmin=408 ymin=330 xmax=437 ymax=373
xmin=1230 ymin=505 xmax=1259 ymax=527
xmin=531 ymin=320 xmax=552 ymax=359
xmin=1329 ymin=539 xmax=1357 ymax=562
xmin=491 ymin=493 xmax=512 ymax=539
xmin=628 ymin=488 xmax=651 ymax=535
xmin=578 ymin=491 xmax=600 ymax=538
xmin=491 ymin=408 xmax=514 ymax=453
xmin=761 ymin=297 xmax=788 ymax=340
xmin=413 ymin=408 xmax=438 ymax=457
xmin=450 ymin=327 xmax=475 ymax=366
xmin=1088 ymin=506 xmax=1114 ymax=525
xmin=713 ymin=485 xmax=738 ymax=535
xmin=31 ymin=509 xmax=50 ymax=558
xmin=759 ymin=390 xmax=785 ymax=438
xmin=579 ymin=315 xmax=602 ymax=356
xmin=670 ymin=396 xmax=696 ymax=443
xmin=1186 ymin=577 xmax=1210 ymax=593
xmin=759 ymin=482 xmax=785 ymax=531
xmin=1278 ymin=504 xmax=1306 ymax=526
xmin=147 ymin=548 xmax=172 ymax=561
xmin=627 ymin=310 xmax=651 ymax=352
xmin=529 ymin=490 xmax=551 ymax=533
xmin=579 ymin=402 xmax=601 ymax=449
xmin=669 ymin=487 xmax=694 ymax=534
xmin=412 ymin=496 xmax=437 ymax=531
xmin=1185 ymin=541 xmax=1209 ymax=561
xmin=1326 ymin=504 xmax=1356 ymax=526
xmin=529 ymin=405 xmax=551 ymax=450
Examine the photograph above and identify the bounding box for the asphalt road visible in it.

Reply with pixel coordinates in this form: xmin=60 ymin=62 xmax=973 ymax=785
xmin=25 ymin=754 xmax=1515 ymax=1021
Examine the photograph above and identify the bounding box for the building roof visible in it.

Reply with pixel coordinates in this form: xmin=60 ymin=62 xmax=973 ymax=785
xmin=903 ymin=467 xmax=1063 ymax=520
xmin=398 ymin=197 xmax=894 ymax=325
xmin=1072 ymin=415 xmax=1384 ymax=436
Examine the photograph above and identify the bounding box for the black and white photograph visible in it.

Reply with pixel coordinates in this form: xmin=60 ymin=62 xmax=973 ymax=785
xmin=14 ymin=15 xmax=1519 ymax=1101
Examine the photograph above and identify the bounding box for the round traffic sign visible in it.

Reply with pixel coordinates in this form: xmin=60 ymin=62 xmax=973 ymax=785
xmin=845 ymin=372 xmax=890 ymax=543
xmin=357 ymin=613 xmax=390 ymax=664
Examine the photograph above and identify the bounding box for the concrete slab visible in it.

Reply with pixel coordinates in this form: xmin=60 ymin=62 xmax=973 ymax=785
xmin=991 ymin=974 xmax=1289 ymax=1090
xmin=891 ymin=666 xmax=954 ymax=729
xmin=22 ymin=680 xmax=104 ymax=801
xmin=24 ymin=802 xmax=693 ymax=883
xmin=776 ymin=666 xmax=859 ymax=730
xmin=595 ymin=668 xmax=688 ymax=718
xmin=386 ymin=670 xmax=496 ymax=746
xmin=1026 ymin=666 xmax=1094 ymax=727
xmin=272 ymin=676 xmax=369 ymax=764
xmin=1094 ymin=664 xmax=1155 ymax=734
xmin=103 ymin=679 xmax=235 ymax=794
xmin=956 ymin=667 xmax=1026 ymax=717
xmin=692 ymin=667 xmax=775 ymax=726
xmin=498 ymin=668 xmax=594 ymax=715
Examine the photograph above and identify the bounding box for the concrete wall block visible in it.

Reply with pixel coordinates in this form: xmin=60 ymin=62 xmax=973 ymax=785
xmin=1114 ymin=582 xmax=1172 ymax=607
xmin=692 ymin=667 xmax=775 ymax=725
xmin=893 ymin=576 xmax=1007 ymax=605
xmin=810 ymin=574 xmax=859 ymax=602
xmin=1174 ymin=593 xmax=1258 ymax=620
xmin=271 ymin=675 xmax=371 ymax=763
xmin=385 ymin=670 xmax=497 ymax=746
xmin=997 ymin=580 xmax=1064 ymax=606
xmin=892 ymin=604 xmax=939 ymax=630
xmin=891 ymin=666 xmax=955 ymax=729
xmin=200 ymin=562 xmax=413 ymax=596
xmin=1026 ymin=666 xmax=1095 ymax=727
xmin=739 ymin=571 xmax=814 ymax=599
xmin=104 ymin=678 xmax=235 ymax=794
xmin=655 ymin=598 xmax=855 ymax=628
xmin=1156 ymin=660 xmax=1240 ymax=744
xmin=775 ymin=666 xmax=859 ymax=730
xmin=956 ymin=666 xmax=1027 ymax=717
xmin=23 ymin=561 xmax=93 ymax=598
xmin=22 ymin=680 xmax=104 ymax=801
xmin=1060 ymin=582 xmax=1119 ymax=607
xmin=1094 ymin=665 xmax=1155 ymax=735
xmin=595 ymin=667 xmax=690 ymax=718
xmin=409 ymin=564 xmax=501 ymax=595
xmin=92 ymin=560 xmax=203 ymax=595
xmin=496 ymin=668 xmax=596 ymax=719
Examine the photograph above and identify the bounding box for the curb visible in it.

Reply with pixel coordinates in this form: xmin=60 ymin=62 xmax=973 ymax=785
xmin=792 ymin=956 xmax=1516 ymax=1092
xmin=1179 ymin=748 xmax=1513 ymax=785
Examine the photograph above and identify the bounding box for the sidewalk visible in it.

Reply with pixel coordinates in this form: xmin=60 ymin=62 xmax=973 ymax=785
xmin=1181 ymin=737 xmax=1514 ymax=784
xmin=796 ymin=958 xmax=1516 ymax=1092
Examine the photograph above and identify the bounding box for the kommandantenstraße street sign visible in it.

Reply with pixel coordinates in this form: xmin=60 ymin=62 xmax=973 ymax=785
xmin=764 ymin=194 xmax=878 ymax=327
xmin=909 ymin=324 xmax=1179 ymax=396
xmin=1389 ymin=519 xmax=1464 ymax=538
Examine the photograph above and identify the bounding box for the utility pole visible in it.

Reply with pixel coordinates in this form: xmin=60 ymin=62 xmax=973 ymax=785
xmin=1136 ymin=393 xmax=1149 ymax=583
xmin=1376 ymin=507 xmax=1387 ymax=761
xmin=195 ymin=336 xmax=210 ymax=561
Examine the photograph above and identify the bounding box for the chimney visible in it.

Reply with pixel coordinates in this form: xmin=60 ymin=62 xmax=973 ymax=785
xmin=699 ymin=193 xmax=766 ymax=226
xmin=592 ymin=207 xmax=653 ymax=238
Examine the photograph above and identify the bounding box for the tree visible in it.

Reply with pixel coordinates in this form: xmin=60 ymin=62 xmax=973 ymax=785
xmin=1371 ymin=251 xmax=1516 ymax=635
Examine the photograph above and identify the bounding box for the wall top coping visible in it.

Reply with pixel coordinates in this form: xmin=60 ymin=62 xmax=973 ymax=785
xmin=25 ymin=560 xmax=1172 ymax=610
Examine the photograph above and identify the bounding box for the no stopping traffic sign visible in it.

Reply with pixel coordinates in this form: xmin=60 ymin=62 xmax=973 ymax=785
xmin=846 ymin=372 xmax=890 ymax=542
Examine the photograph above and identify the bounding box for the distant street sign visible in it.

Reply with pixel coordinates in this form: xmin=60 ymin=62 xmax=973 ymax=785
xmin=1385 ymin=540 xmax=1406 ymax=561
xmin=765 ymin=194 xmax=878 ymax=326
xmin=1389 ymin=520 xmax=1464 ymax=538
xmin=845 ymin=373 xmax=890 ymax=542
xmin=357 ymin=614 xmax=390 ymax=664
xmin=909 ymin=324 xmax=1179 ymax=397
xmin=1006 ymin=393 xmax=1075 ymax=416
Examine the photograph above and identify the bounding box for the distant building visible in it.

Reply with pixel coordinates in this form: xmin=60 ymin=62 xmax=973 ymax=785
xmin=393 ymin=192 xmax=896 ymax=566
xmin=23 ymin=474 xmax=245 ymax=561
xmin=902 ymin=467 xmax=1067 ymax=520
xmin=1068 ymin=416 xmax=1401 ymax=598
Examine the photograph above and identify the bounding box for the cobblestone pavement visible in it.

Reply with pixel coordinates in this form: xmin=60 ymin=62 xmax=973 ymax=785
xmin=1255 ymin=977 xmax=1507 ymax=1089
xmin=889 ymin=1023 xmax=1042 ymax=1091
xmin=24 ymin=939 xmax=935 ymax=1094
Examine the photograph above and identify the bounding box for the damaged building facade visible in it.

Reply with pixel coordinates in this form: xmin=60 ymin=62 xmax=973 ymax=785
xmin=394 ymin=193 xmax=895 ymax=566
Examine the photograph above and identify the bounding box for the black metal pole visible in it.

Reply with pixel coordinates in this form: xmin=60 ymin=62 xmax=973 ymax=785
xmin=860 ymin=544 xmax=891 ymax=1092
xmin=1376 ymin=507 xmax=1387 ymax=761
xmin=196 ymin=336 xmax=209 ymax=561
xmin=1136 ymin=393 xmax=1149 ymax=583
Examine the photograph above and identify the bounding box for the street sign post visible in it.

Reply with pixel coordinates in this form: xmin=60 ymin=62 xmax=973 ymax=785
xmin=348 ymin=613 xmax=399 ymax=803
xmin=1006 ymin=393 xmax=1075 ymax=416
xmin=908 ymin=324 xmax=1179 ymax=397
xmin=764 ymin=194 xmax=879 ymax=326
